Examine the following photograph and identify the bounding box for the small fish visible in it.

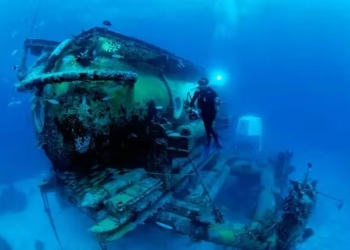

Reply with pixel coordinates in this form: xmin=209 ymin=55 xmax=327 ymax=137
xmin=12 ymin=65 xmax=20 ymax=71
xmin=46 ymin=99 xmax=60 ymax=105
xmin=103 ymin=20 xmax=112 ymax=26
xmin=62 ymin=55 xmax=76 ymax=62
xmin=12 ymin=49 xmax=18 ymax=56
xmin=111 ymin=54 xmax=124 ymax=59
xmin=156 ymin=222 xmax=173 ymax=230
xmin=7 ymin=101 xmax=21 ymax=106
xmin=102 ymin=95 xmax=116 ymax=101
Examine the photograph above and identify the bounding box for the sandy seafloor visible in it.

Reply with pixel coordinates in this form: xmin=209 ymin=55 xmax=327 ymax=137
xmin=0 ymin=149 xmax=349 ymax=250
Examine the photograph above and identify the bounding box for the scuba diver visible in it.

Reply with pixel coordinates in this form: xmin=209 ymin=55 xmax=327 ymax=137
xmin=188 ymin=77 xmax=222 ymax=159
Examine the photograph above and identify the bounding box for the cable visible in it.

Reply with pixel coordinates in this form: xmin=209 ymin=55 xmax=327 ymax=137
xmin=28 ymin=0 xmax=42 ymax=38
xmin=187 ymin=156 xmax=224 ymax=223
xmin=41 ymin=190 xmax=63 ymax=250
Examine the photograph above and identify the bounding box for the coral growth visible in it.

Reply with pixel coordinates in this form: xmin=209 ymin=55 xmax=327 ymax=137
xmin=100 ymin=38 xmax=121 ymax=53
xmin=75 ymin=135 xmax=91 ymax=153
xmin=16 ymin=69 xmax=138 ymax=92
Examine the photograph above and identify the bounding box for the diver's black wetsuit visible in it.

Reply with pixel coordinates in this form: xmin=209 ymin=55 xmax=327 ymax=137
xmin=190 ymin=87 xmax=219 ymax=144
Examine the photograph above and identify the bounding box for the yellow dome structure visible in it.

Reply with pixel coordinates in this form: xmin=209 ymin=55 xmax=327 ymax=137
xmin=15 ymin=27 xmax=317 ymax=250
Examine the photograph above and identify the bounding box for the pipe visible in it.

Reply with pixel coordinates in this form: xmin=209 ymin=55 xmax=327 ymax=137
xmin=16 ymin=69 xmax=138 ymax=92
xmin=199 ymin=180 xmax=317 ymax=250
xmin=254 ymin=169 xmax=276 ymax=219
xmin=204 ymin=222 xmax=271 ymax=250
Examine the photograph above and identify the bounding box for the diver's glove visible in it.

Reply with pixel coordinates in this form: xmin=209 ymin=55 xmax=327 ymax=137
xmin=203 ymin=142 xmax=211 ymax=160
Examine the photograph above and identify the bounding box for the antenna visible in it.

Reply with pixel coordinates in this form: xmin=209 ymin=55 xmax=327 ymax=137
xmin=302 ymin=162 xmax=312 ymax=186
xmin=317 ymin=191 xmax=344 ymax=210
xmin=28 ymin=0 xmax=42 ymax=38
xmin=305 ymin=162 xmax=344 ymax=210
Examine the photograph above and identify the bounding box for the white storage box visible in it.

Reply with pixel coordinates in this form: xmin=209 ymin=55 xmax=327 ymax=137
xmin=235 ymin=115 xmax=262 ymax=151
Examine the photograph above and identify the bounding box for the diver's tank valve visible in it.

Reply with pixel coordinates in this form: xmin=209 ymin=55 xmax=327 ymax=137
xmin=185 ymin=92 xmax=201 ymax=120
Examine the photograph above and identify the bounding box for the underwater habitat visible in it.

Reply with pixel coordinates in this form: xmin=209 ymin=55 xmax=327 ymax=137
xmin=0 ymin=0 xmax=349 ymax=249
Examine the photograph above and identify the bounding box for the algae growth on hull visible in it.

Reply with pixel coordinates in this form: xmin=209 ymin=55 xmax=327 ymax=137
xmin=16 ymin=27 xmax=206 ymax=172
xmin=14 ymin=27 xmax=317 ymax=250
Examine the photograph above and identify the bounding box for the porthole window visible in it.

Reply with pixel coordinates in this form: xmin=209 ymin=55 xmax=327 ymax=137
xmin=32 ymin=97 xmax=45 ymax=134
xmin=173 ymin=96 xmax=183 ymax=119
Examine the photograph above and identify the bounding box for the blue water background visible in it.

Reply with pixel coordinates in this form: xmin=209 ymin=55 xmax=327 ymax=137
xmin=0 ymin=0 xmax=349 ymax=248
